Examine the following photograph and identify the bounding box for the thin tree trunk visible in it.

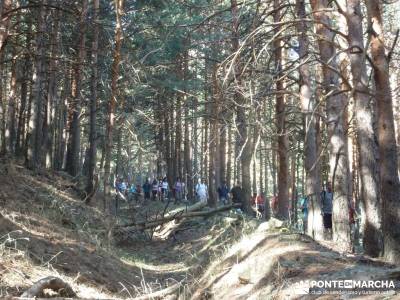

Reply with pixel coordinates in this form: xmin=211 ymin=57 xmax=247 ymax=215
xmin=104 ymin=0 xmax=124 ymax=202
xmin=6 ymin=38 xmax=17 ymax=153
xmin=231 ymin=0 xmax=251 ymax=213
xmin=27 ymin=0 xmax=47 ymax=170
xmin=86 ymin=0 xmax=100 ymax=200
xmin=16 ymin=20 xmax=32 ymax=156
xmin=208 ymin=64 xmax=220 ymax=207
xmin=226 ymin=124 xmax=232 ymax=186
xmin=44 ymin=10 xmax=60 ymax=167
xmin=65 ymin=0 xmax=88 ymax=176
xmin=274 ymin=0 xmax=289 ymax=219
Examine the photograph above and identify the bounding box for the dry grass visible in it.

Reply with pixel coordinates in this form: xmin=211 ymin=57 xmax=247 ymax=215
xmin=0 ymin=160 xmax=260 ymax=299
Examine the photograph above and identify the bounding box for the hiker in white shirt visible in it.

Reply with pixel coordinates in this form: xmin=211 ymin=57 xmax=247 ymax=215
xmin=161 ymin=177 xmax=169 ymax=202
xmin=195 ymin=178 xmax=208 ymax=203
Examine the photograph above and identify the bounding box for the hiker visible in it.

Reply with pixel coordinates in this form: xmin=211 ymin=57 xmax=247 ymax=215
xmin=142 ymin=179 xmax=151 ymax=203
xmin=161 ymin=177 xmax=169 ymax=202
xmin=321 ymin=182 xmax=333 ymax=240
xmin=195 ymin=178 xmax=208 ymax=203
xmin=217 ymin=181 xmax=230 ymax=205
xmin=152 ymin=178 xmax=158 ymax=201
xmin=128 ymin=184 xmax=136 ymax=202
xmin=299 ymin=195 xmax=308 ymax=234
xmin=114 ymin=177 xmax=126 ymax=215
xmin=230 ymin=183 xmax=245 ymax=211
xmin=174 ymin=177 xmax=185 ymax=204
xmin=250 ymin=192 xmax=257 ymax=206
xmin=115 ymin=177 xmax=128 ymax=199
xmin=250 ymin=191 xmax=265 ymax=218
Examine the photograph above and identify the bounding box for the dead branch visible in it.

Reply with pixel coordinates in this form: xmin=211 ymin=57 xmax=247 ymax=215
xmin=118 ymin=203 xmax=241 ymax=231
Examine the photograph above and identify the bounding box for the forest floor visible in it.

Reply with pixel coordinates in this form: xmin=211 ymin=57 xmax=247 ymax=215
xmin=0 ymin=160 xmax=399 ymax=299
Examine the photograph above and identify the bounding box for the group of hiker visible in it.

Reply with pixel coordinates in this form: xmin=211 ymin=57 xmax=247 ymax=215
xmin=299 ymin=181 xmax=357 ymax=240
xmin=114 ymin=176 xmax=258 ymax=209
xmin=115 ymin=176 xmax=354 ymax=238
xmin=115 ymin=176 xmax=183 ymax=204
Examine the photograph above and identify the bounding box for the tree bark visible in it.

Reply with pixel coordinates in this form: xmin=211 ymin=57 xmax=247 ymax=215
xmin=6 ymin=37 xmax=17 ymax=153
xmin=231 ymin=0 xmax=251 ymax=213
xmin=274 ymin=0 xmax=289 ymax=219
xmin=16 ymin=20 xmax=32 ymax=156
xmin=27 ymin=0 xmax=47 ymax=171
xmin=103 ymin=0 xmax=124 ymax=201
xmin=344 ymin=0 xmax=382 ymax=256
xmin=296 ymin=0 xmax=323 ymax=240
xmin=311 ymin=0 xmax=351 ymax=249
xmin=365 ymin=0 xmax=400 ymax=263
xmin=44 ymin=9 xmax=60 ymax=168
xmin=86 ymin=0 xmax=100 ymax=200
xmin=65 ymin=0 xmax=88 ymax=176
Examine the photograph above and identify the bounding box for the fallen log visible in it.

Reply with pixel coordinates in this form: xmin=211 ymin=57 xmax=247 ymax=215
xmin=121 ymin=201 xmax=207 ymax=228
xmin=20 ymin=276 xmax=76 ymax=298
xmin=118 ymin=203 xmax=241 ymax=231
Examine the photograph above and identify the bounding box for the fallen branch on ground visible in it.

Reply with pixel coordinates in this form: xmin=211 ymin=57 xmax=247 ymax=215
xmin=20 ymin=276 xmax=76 ymax=298
xmin=118 ymin=203 xmax=241 ymax=231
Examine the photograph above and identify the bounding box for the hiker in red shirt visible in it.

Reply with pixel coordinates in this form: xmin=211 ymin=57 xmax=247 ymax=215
xmin=251 ymin=191 xmax=265 ymax=218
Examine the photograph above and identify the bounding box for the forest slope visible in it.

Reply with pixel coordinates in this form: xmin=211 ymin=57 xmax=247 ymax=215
xmin=0 ymin=161 xmax=399 ymax=299
xmin=0 ymin=160 xmax=254 ymax=299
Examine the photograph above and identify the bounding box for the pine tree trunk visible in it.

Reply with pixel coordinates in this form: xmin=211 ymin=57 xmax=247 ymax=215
xmin=65 ymin=0 xmax=88 ymax=176
xmin=230 ymin=0 xmax=251 ymax=213
xmin=44 ymin=10 xmax=60 ymax=168
xmin=16 ymin=19 xmax=32 ymax=156
xmin=103 ymin=0 xmax=124 ymax=201
xmin=365 ymin=0 xmax=400 ymax=263
xmin=6 ymin=39 xmax=17 ymax=153
xmin=208 ymin=64 xmax=220 ymax=207
xmin=344 ymin=0 xmax=382 ymax=256
xmin=86 ymin=0 xmax=100 ymax=199
xmin=310 ymin=0 xmax=351 ymax=249
xmin=226 ymin=124 xmax=232 ymax=186
xmin=296 ymin=0 xmax=323 ymax=240
xmin=274 ymin=0 xmax=289 ymax=219
xmin=27 ymin=0 xmax=47 ymax=171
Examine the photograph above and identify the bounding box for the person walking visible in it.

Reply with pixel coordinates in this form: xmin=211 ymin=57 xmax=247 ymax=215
xmin=161 ymin=177 xmax=169 ymax=202
xmin=230 ymin=182 xmax=245 ymax=211
xmin=195 ymin=178 xmax=208 ymax=203
xmin=142 ymin=179 xmax=151 ymax=203
xmin=217 ymin=181 xmax=230 ymax=205
xmin=174 ymin=177 xmax=185 ymax=204
xmin=299 ymin=195 xmax=308 ymax=234
xmin=321 ymin=182 xmax=333 ymax=240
